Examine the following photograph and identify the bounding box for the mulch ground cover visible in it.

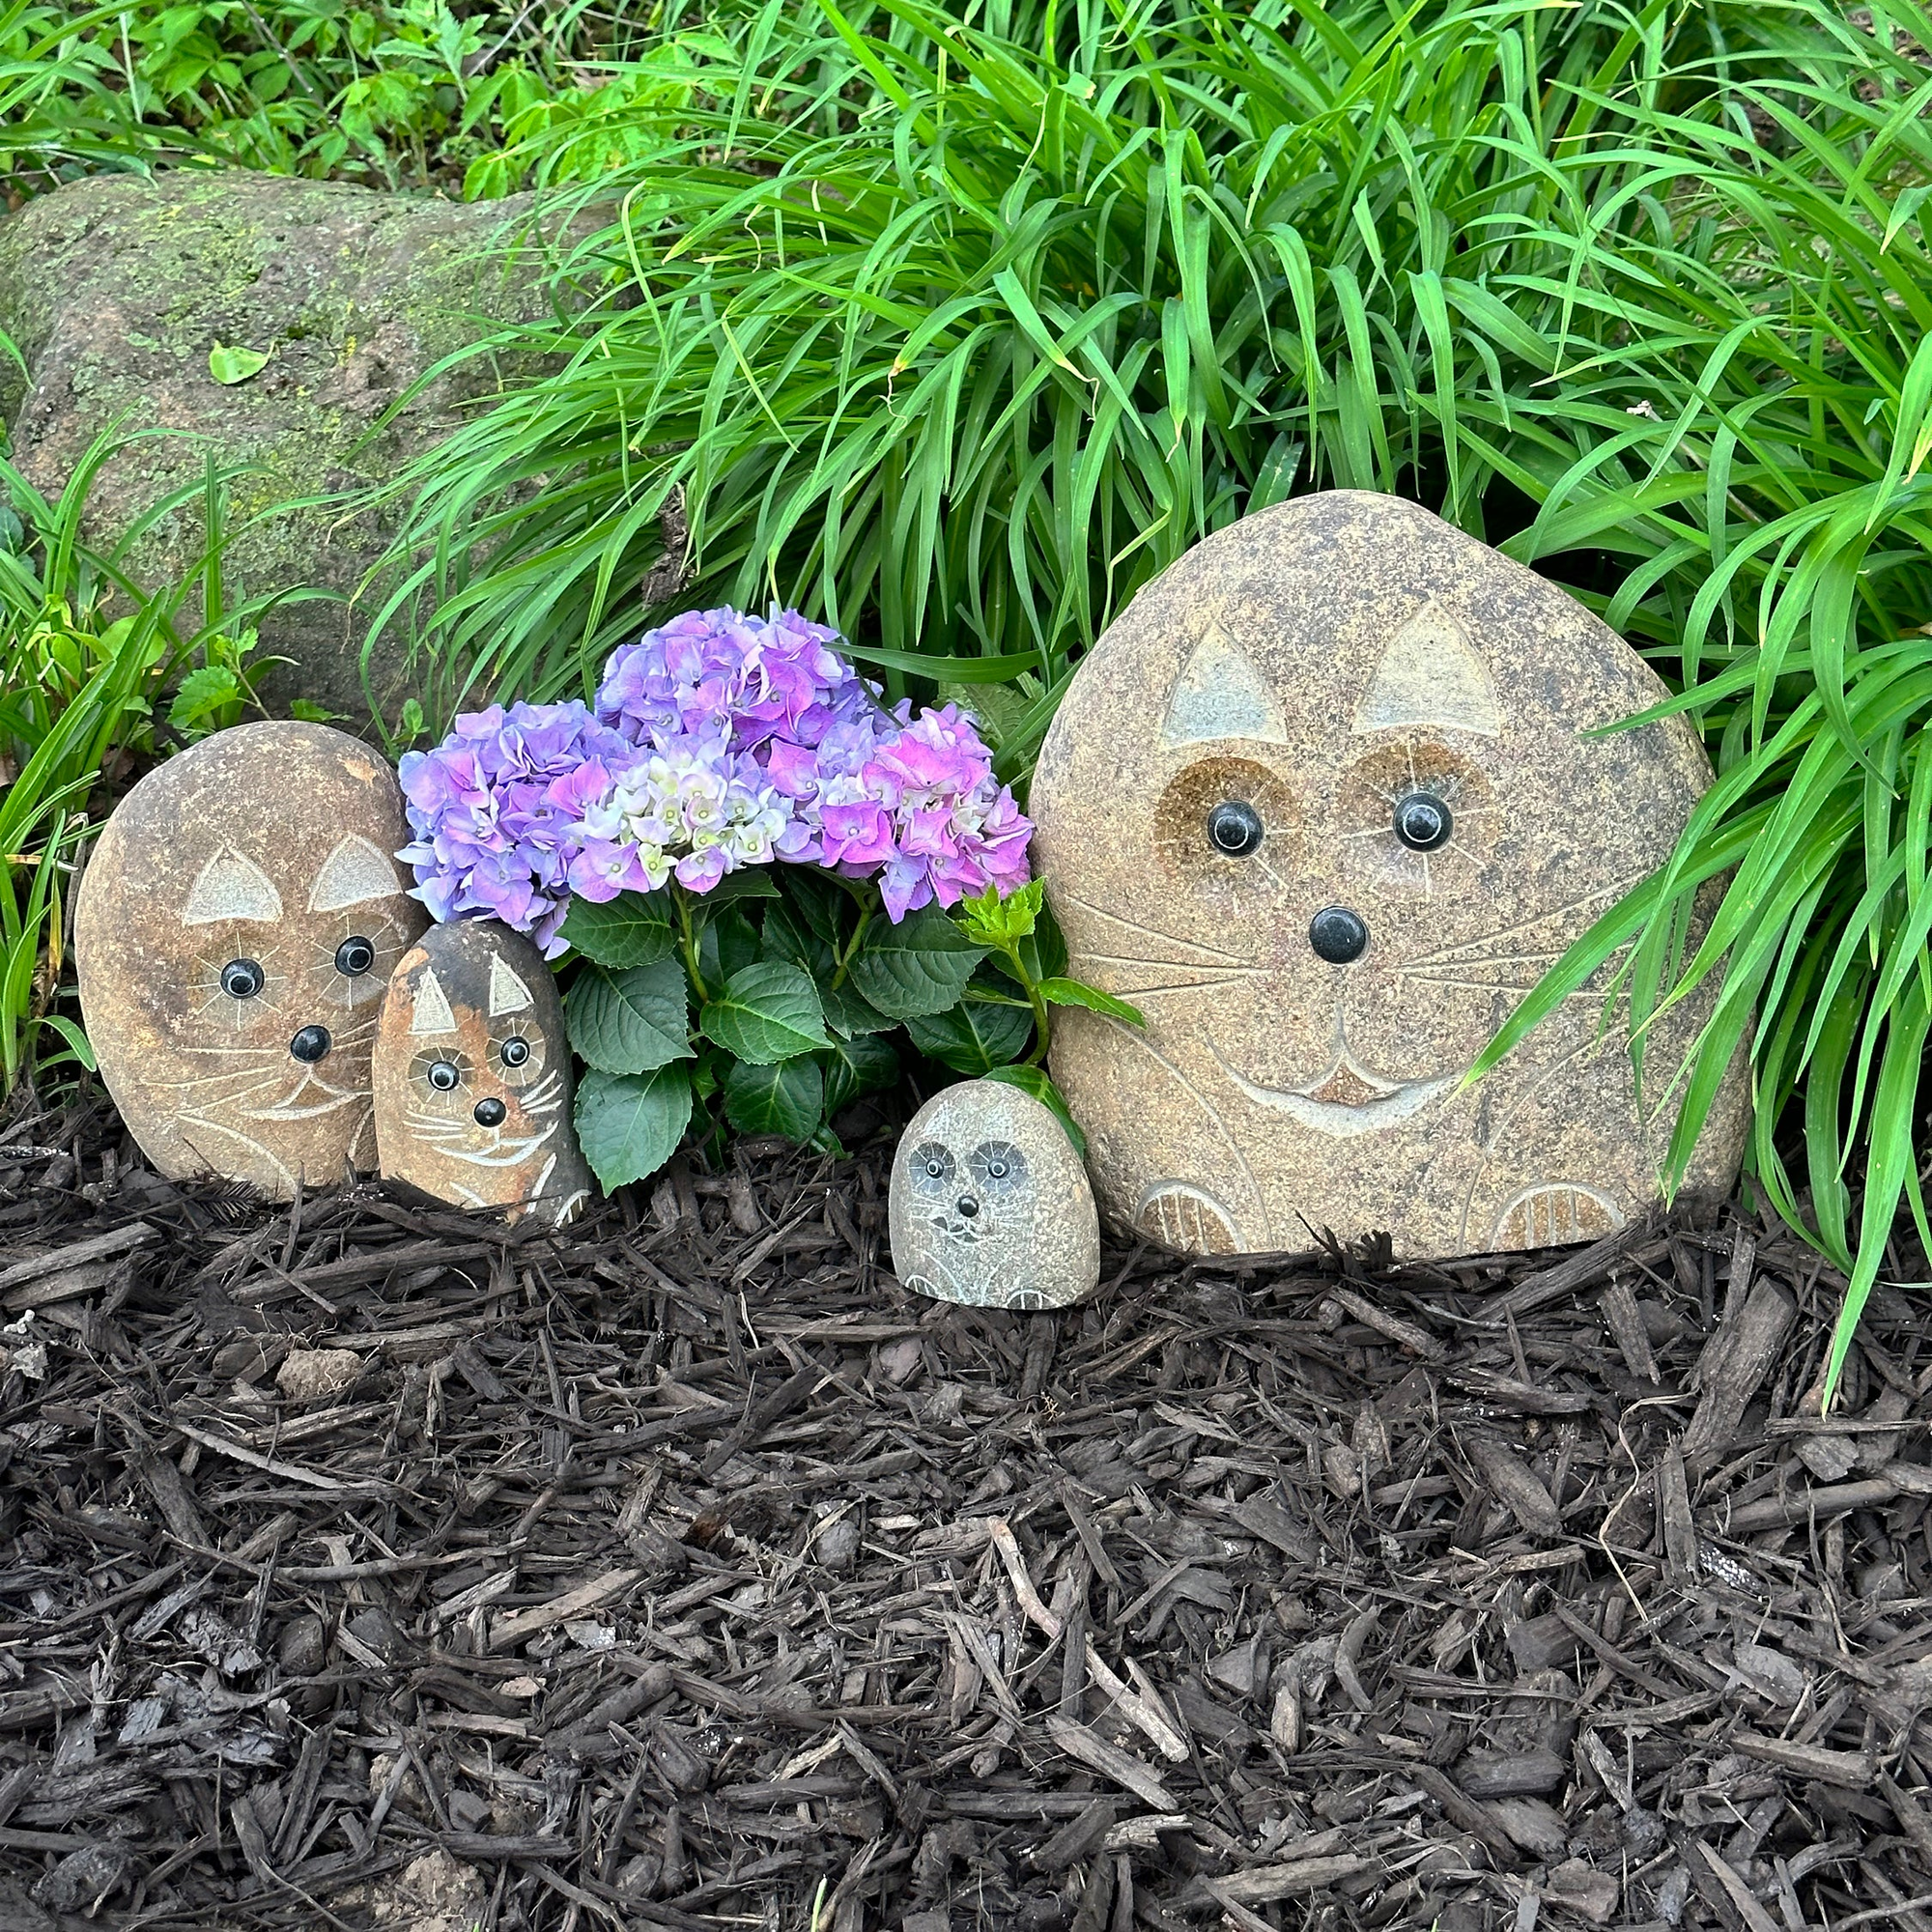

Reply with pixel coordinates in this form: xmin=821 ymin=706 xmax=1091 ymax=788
xmin=1 ymin=1097 xmax=1931 ymax=1932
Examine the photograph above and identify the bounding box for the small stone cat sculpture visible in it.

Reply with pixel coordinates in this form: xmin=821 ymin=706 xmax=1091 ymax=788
xmin=889 ymin=1080 xmax=1099 ymax=1309
xmin=75 ymin=722 xmax=429 ymax=1198
xmin=1030 ymin=491 xmax=1748 ymax=1260
xmin=373 ymin=919 xmax=591 ymax=1225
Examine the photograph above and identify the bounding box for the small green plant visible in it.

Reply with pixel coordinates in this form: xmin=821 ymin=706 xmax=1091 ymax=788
xmin=0 ymin=431 xmax=292 ymax=1095
xmin=558 ymin=873 xmax=1134 ymax=1189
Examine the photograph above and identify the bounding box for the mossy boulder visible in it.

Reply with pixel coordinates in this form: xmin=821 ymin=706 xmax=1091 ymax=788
xmin=0 ymin=169 xmax=570 ymax=727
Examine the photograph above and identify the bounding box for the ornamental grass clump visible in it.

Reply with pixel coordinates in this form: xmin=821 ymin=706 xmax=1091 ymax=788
xmin=376 ymin=0 xmax=1932 ymax=1386
xmin=398 ymin=607 xmax=1108 ymax=1189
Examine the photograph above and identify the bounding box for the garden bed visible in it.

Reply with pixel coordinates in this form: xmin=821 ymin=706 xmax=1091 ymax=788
xmin=0 ymin=1098 xmax=1930 ymax=1931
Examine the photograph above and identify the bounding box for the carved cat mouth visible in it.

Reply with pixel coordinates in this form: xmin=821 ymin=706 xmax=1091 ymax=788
xmin=403 ymin=1114 xmax=559 ymax=1168
xmin=1212 ymin=1041 xmax=1458 ymax=1140
xmin=928 ymin=1213 xmax=987 ymax=1243
xmin=244 ymin=1065 xmax=368 ymax=1122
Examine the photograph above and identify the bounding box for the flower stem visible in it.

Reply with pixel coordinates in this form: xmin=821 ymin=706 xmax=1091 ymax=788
xmin=830 ymin=904 xmax=872 ymax=990
xmin=674 ymin=887 xmax=710 ymax=1005
xmin=1001 ymin=942 xmax=1052 ymax=1065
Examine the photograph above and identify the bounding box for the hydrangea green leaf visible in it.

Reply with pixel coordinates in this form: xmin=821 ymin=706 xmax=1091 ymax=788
xmin=701 ymin=959 xmax=832 ymax=1064
xmin=561 ymin=890 xmax=675 ymax=968
xmin=723 ymin=1055 xmax=824 ymax=1140
xmin=905 ymin=1000 xmax=1032 ymax=1073
xmin=821 ymin=1033 xmax=898 ymax=1115
xmin=575 ymin=1065 xmax=694 ymax=1190
xmin=701 ymin=868 xmax=781 ymax=904
xmin=848 ymin=905 xmax=987 ymax=1019
xmin=955 ymin=878 xmax=1043 ymax=949
xmin=565 ymin=958 xmax=692 ymax=1073
xmin=819 ymin=980 xmax=896 ymax=1038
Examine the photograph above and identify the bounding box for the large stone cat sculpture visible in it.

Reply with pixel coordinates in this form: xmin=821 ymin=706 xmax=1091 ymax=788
xmin=1030 ymin=492 xmax=1748 ymax=1259
xmin=75 ymin=722 xmax=429 ymax=1197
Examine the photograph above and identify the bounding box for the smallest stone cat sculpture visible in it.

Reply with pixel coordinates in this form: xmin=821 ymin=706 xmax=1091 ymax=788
xmin=374 ymin=920 xmax=591 ymax=1226
xmin=890 ymin=1080 xmax=1100 ymax=1310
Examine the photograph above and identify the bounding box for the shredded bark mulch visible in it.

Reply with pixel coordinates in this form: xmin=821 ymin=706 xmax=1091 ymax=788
xmin=1 ymin=1099 xmax=1931 ymax=1932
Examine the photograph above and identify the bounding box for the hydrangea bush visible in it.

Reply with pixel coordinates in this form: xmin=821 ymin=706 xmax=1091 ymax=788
xmin=398 ymin=608 xmax=1133 ymax=1190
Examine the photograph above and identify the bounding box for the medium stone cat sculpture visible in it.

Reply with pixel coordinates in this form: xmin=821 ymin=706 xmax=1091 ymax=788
xmin=75 ymin=722 xmax=429 ymax=1197
xmin=1030 ymin=491 xmax=1748 ymax=1260
xmin=373 ymin=919 xmax=591 ymax=1226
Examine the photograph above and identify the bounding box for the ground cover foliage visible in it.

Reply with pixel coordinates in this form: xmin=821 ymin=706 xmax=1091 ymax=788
xmin=0 ymin=0 xmax=741 ymax=197
xmin=370 ymin=0 xmax=1932 ymax=1377
xmin=7 ymin=1105 xmax=1932 ymax=1928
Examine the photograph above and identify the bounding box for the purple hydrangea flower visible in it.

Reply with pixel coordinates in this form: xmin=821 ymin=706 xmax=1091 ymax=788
xmin=396 ymin=699 xmax=634 ymax=957
xmin=573 ymin=723 xmax=793 ymax=895
xmin=401 ymin=607 xmax=1034 ymax=949
xmin=596 ymin=606 xmax=860 ymax=753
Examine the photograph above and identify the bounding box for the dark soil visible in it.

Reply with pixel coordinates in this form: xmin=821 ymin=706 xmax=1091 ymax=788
xmin=1 ymin=1098 xmax=1931 ymax=1932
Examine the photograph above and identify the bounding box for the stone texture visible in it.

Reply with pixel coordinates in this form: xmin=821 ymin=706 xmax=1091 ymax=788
xmin=374 ymin=918 xmax=590 ymax=1226
xmin=276 ymin=1347 xmax=363 ymax=1405
xmin=1030 ymin=489 xmax=1748 ymax=1262
xmin=890 ymin=1080 xmax=1099 ymax=1310
xmin=74 ymin=721 xmax=428 ymax=1197
xmin=0 ymin=170 xmax=569 ymax=724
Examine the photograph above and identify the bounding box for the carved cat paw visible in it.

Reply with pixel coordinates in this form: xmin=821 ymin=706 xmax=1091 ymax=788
xmin=1489 ymin=1183 xmax=1626 ymax=1251
xmin=1135 ymin=1182 xmax=1240 ymax=1255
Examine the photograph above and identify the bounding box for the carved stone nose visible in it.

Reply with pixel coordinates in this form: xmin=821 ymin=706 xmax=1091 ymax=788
xmin=289 ymin=1025 xmax=331 ymax=1063
xmin=1309 ymin=906 xmax=1369 ymax=964
xmin=956 ymin=1196 xmax=979 ymax=1218
xmin=473 ymin=1097 xmax=507 ymax=1128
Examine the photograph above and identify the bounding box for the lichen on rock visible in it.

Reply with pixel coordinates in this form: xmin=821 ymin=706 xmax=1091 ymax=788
xmin=0 ymin=169 xmax=577 ymax=727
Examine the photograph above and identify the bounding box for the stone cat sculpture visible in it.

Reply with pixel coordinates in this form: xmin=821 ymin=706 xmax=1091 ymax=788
xmin=1030 ymin=491 xmax=1748 ymax=1260
xmin=373 ymin=919 xmax=590 ymax=1225
xmin=889 ymin=1080 xmax=1099 ymax=1309
xmin=75 ymin=722 xmax=429 ymax=1197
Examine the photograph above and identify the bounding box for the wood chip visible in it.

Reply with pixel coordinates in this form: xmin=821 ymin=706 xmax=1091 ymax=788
xmin=1044 ymin=1716 xmax=1177 ymax=1810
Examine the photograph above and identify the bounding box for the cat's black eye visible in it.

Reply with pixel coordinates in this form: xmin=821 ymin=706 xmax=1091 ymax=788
xmin=1393 ymin=791 xmax=1453 ymax=852
xmin=499 ymin=1037 xmax=530 ymax=1067
xmin=428 ymin=1060 xmax=461 ymax=1093
xmin=913 ymin=1143 xmax=955 ymax=1191
xmin=1206 ymin=800 xmax=1264 ymax=858
xmin=334 ymin=935 xmax=376 ymax=977
xmin=220 ymin=958 xmax=265 ymax=1000
xmin=473 ymin=1097 xmax=507 ymax=1127
xmin=971 ymin=1140 xmax=1028 ymax=1192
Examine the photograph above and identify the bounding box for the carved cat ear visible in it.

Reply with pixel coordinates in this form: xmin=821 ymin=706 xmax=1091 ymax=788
xmin=309 ymin=835 xmax=403 ymax=912
xmin=1352 ymin=599 xmax=1501 ymax=737
xmin=410 ymin=966 xmax=458 ymax=1037
xmin=488 ymin=953 xmax=534 ymax=1017
xmin=183 ymin=848 xmax=283 ymax=925
xmin=1161 ymin=621 xmax=1288 ymax=748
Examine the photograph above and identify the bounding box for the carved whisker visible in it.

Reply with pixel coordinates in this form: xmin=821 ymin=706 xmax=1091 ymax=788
xmin=1056 ymin=892 xmax=1258 ymax=966
xmin=1400 ymin=882 xmax=1635 ymax=971
xmin=1074 ymin=952 xmax=1263 ymax=979
xmin=159 ymin=1064 xmax=287 ymax=1095
xmin=1100 ymin=975 xmax=1264 ymax=999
